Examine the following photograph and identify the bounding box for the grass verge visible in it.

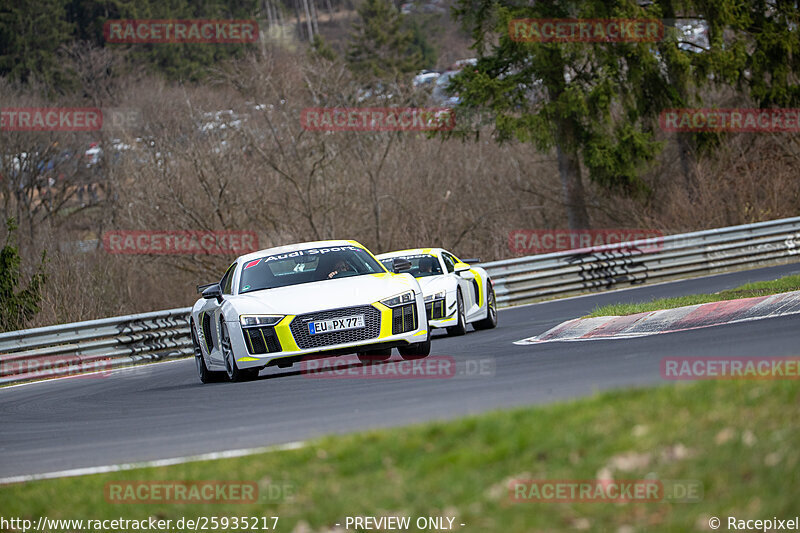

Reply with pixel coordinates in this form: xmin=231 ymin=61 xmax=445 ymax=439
xmin=588 ymin=274 xmax=800 ymax=317
xmin=2 ymin=379 xmax=798 ymax=532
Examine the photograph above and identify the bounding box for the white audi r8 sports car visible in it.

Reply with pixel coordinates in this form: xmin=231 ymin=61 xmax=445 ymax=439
xmin=376 ymin=248 xmax=497 ymax=335
xmin=191 ymin=240 xmax=430 ymax=383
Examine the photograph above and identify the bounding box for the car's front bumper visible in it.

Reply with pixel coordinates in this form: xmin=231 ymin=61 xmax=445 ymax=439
xmin=227 ymin=296 xmax=429 ymax=369
xmin=425 ymin=292 xmax=458 ymax=329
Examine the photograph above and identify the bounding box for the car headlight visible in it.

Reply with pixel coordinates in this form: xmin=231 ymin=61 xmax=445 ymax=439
xmin=381 ymin=291 xmax=415 ymax=308
xmin=424 ymin=291 xmax=446 ymax=302
xmin=240 ymin=315 xmax=284 ymax=328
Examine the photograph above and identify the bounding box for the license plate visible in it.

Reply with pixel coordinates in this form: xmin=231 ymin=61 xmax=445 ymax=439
xmin=308 ymin=315 xmax=365 ymax=335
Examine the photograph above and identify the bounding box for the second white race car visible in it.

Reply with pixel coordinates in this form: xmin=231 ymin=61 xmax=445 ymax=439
xmin=377 ymin=248 xmax=497 ymax=335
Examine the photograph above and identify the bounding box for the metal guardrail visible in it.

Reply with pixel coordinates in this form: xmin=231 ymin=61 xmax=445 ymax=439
xmin=482 ymin=216 xmax=800 ymax=307
xmin=1 ymin=217 xmax=799 ymax=384
xmin=0 ymin=308 xmax=192 ymax=384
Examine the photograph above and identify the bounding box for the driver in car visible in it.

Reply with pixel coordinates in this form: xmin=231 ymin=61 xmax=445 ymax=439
xmin=418 ymin=256 xmax=436 ymax=275
xmin=327 ymin=258 xmax=354 ymax=279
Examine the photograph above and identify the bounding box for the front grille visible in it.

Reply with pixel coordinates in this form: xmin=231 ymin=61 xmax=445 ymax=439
xmin=290 ymin=305 xmax=381 ymax=350
xmin=243 ymin=326 xmax=282 ymax=355
xmin=392 ymin=304 xmax=417 ymax=334
xmin=425 ymin=298 xmax=446 ymax=320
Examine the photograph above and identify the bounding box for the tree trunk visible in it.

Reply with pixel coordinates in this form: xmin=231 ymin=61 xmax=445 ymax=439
xmin=325 ymin=0 xmax=335 ymax=23
xmin=264 ymin=0 xmax=273 ymax=28
xmin=302 ymin=0 xmax=314 ymax=42
xmin=309 ymin=0 xmax=320 ymax=37
xmin=293 ymin=0 xmax=304 ymax=40
xmin=276 ymin=0 xmax=285 ymax=30
xmin=371 ymin=177 xmax=382 ymax=250
xmin=660 ymin=15 xmax=697 ymax=193
xmin=555 ymin=141 xmax=590 ymax=229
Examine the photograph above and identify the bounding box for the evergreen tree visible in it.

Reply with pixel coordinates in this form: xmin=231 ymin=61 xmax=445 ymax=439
xmin=654 ymin=1 xmax=800 ymax=182
xmin=450 ymin=0 xmax=678 ymax=227
xmin=407 ymin=17 xmax=435 ymax=70
xmin=346 ymin=0 xmax=424 ymax=81
xmin=103 ymin=0 xmax=261 ymax=82
xmin=0 ymin=0 xmax=75 ymax=89
xmin=0 ymin=0 xmax=261 ymax=88
xmin=0 ymin=219 xmax=47 ymax=333
xmin=310 ymin=34 xmax=337 ymax=61
xmin=685 ymin=0 xmax=800 ymax=108
xmin=448 ymin=0 xmax=800 ymax=228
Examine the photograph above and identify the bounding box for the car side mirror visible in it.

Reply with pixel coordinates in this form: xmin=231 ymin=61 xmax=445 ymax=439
xmin=461 ymin=258 xmax=480 ymax=264
xmin=202 ymin=284 xmax=223 ymax=303
xmin=454 ymin=263 xmax=470 ymax=273
xmin=392 ymin=257 xmax=412 ymax=272
xmin=196 ymin=282 xmax=216 ymax=294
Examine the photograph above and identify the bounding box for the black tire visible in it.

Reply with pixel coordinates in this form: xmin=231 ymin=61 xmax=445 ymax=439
xmin=192 ymin=319 xmax=225 ymax=383
xmin=473 ymin=285 xmax=498 ymax=330
xmin=397 ymin=339 xmax=431 ymax=360
xmin=357 ymin=348 xmax=392 ymax=363
xmin=220 ymin=319 xmax=259 ymax=382
xmin=446 ymin=289 xmax=467 ymax=336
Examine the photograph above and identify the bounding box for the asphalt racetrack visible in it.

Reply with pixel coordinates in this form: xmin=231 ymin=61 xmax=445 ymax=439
xmin=2 ymin=263 xmax=799 ymax=480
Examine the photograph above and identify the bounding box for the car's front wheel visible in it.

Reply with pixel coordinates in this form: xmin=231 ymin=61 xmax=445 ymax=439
xmin=220 ymin=319 xmax=259 ymax=382
xmin=192 ymin=319 xmax=225 ymax=384
xmin=446 ymin=289 xmax=467 ymax=336
xmin=473 ymin=285 xmax=498 ymax=330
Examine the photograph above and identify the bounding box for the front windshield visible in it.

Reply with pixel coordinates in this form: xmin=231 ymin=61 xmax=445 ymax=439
xmin=239 ymin=245 xmax=386 ymax=294
xmin=380 ymin=254 xmax=443 ymax=278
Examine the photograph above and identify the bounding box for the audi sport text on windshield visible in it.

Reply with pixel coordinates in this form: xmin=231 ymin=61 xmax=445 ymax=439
xmin=239 ymin=245 xmax=385 ymax=293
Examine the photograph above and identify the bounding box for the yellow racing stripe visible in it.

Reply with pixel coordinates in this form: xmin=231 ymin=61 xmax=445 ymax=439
xmin=274 ymin=315 xmax=300 ymax=352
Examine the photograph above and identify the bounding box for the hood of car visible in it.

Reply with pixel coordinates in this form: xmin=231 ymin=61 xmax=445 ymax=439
xmin=221 ymin=272 xmax=419 ymax=317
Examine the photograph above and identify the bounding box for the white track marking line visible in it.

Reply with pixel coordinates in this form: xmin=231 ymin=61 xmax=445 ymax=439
xmin=0 ymin=441 xmax=306 ymax=485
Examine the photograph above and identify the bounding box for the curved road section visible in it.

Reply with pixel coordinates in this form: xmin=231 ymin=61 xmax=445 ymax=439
xmin=1 ymin=263 xmax=799 ymax=480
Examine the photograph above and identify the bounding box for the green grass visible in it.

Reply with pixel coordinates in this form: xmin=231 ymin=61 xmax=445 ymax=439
xmin=588 ymin=274 xmax=800 ymax=317
xmin=3 ymin=380 xmax=798 ymax=532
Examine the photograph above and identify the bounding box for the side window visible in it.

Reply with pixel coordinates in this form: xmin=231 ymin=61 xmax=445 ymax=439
xmin=220 ymin=263 xmax=237 ymax=294
xmin=441 ymin=253 xmax=456 ymax=273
